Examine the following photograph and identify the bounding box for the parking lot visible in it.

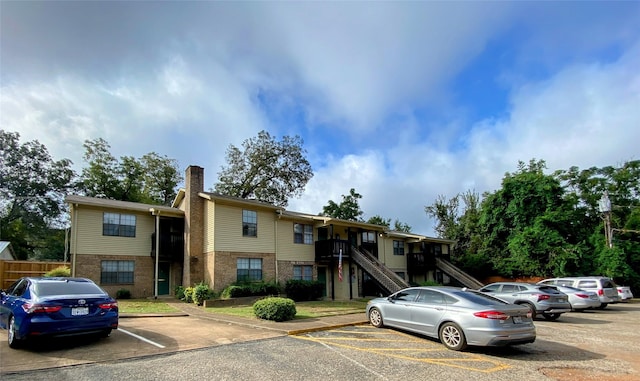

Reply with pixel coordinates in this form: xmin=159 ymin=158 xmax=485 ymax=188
xmin=1 ymin=302 xmax=639 ymax=380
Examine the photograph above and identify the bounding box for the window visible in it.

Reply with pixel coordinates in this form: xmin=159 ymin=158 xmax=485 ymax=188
xmin=362 ymin=231 xmax=376 ymax=243
xmin=294 ymin=223 xmax=313 ymax=244
xmin=242 ymin=210 xmax=257 ymax=237
xmin=395 ymin=271 xmax=405 ymax=280
xmin=101 ymin=260 xmax=135 ymax=284
xmin=393 ymin=289 xmax=419 ymax=301
xmin=237 ymin=258 xmax=262 ymax=282
xmin=293 ymin=265 xmax=313 ymax=281
xmin=103 ymin=213 xmax=136 ymax=237
xmin=393 ymin=240 xmax=405 ymax=255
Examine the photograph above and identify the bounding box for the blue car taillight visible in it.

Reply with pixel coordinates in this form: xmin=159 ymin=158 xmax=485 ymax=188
xmin=99 ymin=302 xmax=118 ymax=310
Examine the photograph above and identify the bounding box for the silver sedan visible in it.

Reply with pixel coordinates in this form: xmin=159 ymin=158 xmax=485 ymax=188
xmin=366 ymin=286 xmax=536 ymax=351
xmin=549 ymin=285 xmax=601 ymax=311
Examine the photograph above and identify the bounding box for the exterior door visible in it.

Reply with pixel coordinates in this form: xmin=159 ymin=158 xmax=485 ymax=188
xmin=158 ymin=263 xmax=170 ymax=295
xmin=317 ymin=266 xmax=327 ymax=297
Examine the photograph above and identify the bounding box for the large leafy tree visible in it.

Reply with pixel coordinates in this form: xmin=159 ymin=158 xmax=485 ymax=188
xmin=321 ymin=188 xmax=364 ymax=221
xmin=556 ymin=160 xmax=640 ymax=288
xmin=214 ymin=130 xmax=313 ymax=207
xmin=0 ymin=130 xmax=77 ymax=259
xmin=478 ymin=160 xmax=580 ymax=277
xmin=80 ymin=138 xmax=182 ymax=205
xmin=425 ymin=190 xmax=489 ymax=277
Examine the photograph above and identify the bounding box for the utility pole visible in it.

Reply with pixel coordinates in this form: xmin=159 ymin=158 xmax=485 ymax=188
xmin=598 ymin=191 xmax=613 ymax=248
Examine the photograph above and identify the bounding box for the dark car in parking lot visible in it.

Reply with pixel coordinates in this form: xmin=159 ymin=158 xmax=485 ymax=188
xmin=478 ymin=282 xmax=571 ymax=321
xmin=366 ymin=286 xmax=536 ymax=351
xmin=0 ymin=277 xmax=118 ymax=348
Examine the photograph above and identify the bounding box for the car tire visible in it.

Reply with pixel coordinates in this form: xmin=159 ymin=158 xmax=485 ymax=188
xmin=100 ymin=329 xmax=112 ymax=338
xmin=543 ymin=313 xmax=561 ymax=321
xmin=598 ymin=303 xmax=608 ymax=310
xmin=8 ymin=316 xmax=22 ymax=349
xmin=519 ymin=302 xmax=537 ymax=319
xmin=368 ymin=308 xmax=384 ymax=328
xmin=439 ymin=322 xmax=467 ymax=351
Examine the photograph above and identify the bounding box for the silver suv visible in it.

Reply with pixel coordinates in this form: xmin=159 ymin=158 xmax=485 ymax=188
xmin=479 ymin=282 xmax=572 ymax=321
xmin=537 ymin=277 xmax=620 ymax=309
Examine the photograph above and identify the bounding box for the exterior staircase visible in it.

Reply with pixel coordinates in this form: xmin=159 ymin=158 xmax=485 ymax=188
xmin=435 ymin=257 xmax=484 ymax=289
xmin=351 ymin=247 xmax=410 ymax=295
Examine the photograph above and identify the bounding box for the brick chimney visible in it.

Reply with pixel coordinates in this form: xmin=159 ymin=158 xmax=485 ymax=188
xmin=183 ymin=165 xmax=205 ymax=286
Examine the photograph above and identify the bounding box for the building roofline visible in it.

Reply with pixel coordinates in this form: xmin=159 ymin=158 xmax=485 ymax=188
xmin=65 ymin=195 xmax=184 ymax=216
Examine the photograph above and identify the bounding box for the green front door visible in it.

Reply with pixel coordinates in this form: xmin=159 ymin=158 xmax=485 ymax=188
xmin=317 ymin=267 xmax=327 ymax=297
xmin=158 ymin=263 xmax=170 ymax=295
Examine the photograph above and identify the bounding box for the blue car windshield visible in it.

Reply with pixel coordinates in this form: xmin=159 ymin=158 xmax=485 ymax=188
xmin=34 ymin=282 xmax=106 ymax=297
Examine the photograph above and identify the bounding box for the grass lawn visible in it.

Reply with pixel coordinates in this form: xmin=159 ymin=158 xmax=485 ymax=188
xmin=204 ymin=300 xmax=369 ymax=320
xmin=118 ymin=299 xmax=181 ymax=314
xmin=118 ymin=298 xmax=369 ymax=319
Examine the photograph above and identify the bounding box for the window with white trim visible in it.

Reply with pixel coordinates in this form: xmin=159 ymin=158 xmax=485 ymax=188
xmin=242 ymin=210 xmax=257 ymax=237
xmin=103 ymin=213 xmax=136 ymax=237
xmin=237 ymin=258 xmax=262 ymax=282
xmin=294 ymin=223 xmax=313 ymax=244
xmin=393 ymin=240 xmax=405 ymax=255
xmin=361 ymin=231 xmax=376 ymax=243
xmin=101 ymin=260 xmax=135 ymax=284
xmin=293 ymin=265 xmax=313 ymax=281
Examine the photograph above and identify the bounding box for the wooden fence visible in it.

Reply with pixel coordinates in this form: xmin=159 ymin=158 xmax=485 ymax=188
xmin=0 ymin=260 xmax=70 ymax=289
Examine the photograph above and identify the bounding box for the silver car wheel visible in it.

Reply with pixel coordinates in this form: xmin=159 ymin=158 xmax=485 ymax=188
xmin=369 ymin=308 xmax=384 ymax=328
xmin=439 ymin=322 xmax=467 ymax=351
xmin=8 ymin=316 xmax=20 ymax=349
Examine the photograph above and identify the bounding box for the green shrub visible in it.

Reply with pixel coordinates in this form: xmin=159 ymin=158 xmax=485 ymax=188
xmin=221 ymin=281 xmax=281 ymax=299
xmin=192 ymin=282 xmax=211 ymax=306
xmin=44 ymin=266 xmax=71 ymax=277
xmin=116 ymin=289 xmax=132 ymax=299
xmin=419 ymin=280 xmax=442 ymax=287
xmin=174 ymin=285 xmax=186 ymax=300
xmin=183 ymin=287 xmax=195 ymax=303
xmin=253 ymin=297 xmax=296 ymax=322
xmin=284 ymin=279 xmax=324 ymax=301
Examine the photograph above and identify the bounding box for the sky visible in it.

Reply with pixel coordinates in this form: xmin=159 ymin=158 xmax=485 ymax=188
xmin=1 ymin=1 xmax=639 ymax=237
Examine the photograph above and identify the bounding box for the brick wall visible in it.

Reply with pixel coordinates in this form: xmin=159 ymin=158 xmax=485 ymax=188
xmin=75 ymin=254 xmax=154 ymax=298
xmin=207 ymin=251 xmax=276 ymax=292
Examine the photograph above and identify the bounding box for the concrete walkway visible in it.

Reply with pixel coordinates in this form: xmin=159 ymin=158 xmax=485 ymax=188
xmin=120 ymin=298 xmax=370 ymax=335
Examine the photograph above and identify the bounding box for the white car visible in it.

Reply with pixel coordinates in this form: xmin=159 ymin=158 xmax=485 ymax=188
xmin=617 ymin=286 xmax=634 ymax=302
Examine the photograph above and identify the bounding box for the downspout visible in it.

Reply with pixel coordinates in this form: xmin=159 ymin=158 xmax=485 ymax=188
xmin=72 ymin=204 xmax=78 ymax=276
xmin=152 ymin=209 xmax=160 ymax=299
xmin=275 ymin=210 xmax=281 ymax=285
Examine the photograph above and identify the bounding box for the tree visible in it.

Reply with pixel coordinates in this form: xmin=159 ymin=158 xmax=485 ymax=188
xmin=478 ymin=159 xmax=579 ymax=277
xmin=393 ymin=219 xmax=412 ymax=232
xmin=0 ymin=130 xmax=77 ymax=259
xmin=321 ymin=188 xmax=363 ymax=221
xmin=80 ymin=138 xmax=182 ymax=205
xmin=366 ymin=215 xmax=390 ymax=227
xmin=214 ymin=130 xmax=313 ymax=207
xmin=366 ymin=215 xmax=412 ymax=232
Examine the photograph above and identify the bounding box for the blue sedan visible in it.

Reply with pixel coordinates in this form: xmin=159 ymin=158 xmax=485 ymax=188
xmin=366 ymin=286 xmax=536 ymax=351
xmin=0 ymin=277 xmax=118 ymax=348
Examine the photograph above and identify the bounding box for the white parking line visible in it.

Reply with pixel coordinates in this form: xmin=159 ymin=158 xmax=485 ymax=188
xmin=117 ymin=328 xmax=166 ymax=348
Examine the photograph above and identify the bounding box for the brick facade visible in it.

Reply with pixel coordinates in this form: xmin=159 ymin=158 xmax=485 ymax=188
xmin=205 ymin=251 xmax=276 ymax=292
xmin=184 ymin=166 xmax=205 ymax=286
xmin=75 ymin=254 xmax=155 ymax=298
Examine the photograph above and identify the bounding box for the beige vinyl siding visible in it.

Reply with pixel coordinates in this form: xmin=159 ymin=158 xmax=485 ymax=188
xmin=74 ymin=206 xmax=154 ymax=256
xmin=204 ymin=201 xmax=215 ymax=252
xmin=213 ymin=204 xmax=275 ymax=253
xmin=276 ymin=220 xmax=315 ymax=261
xmin=381 ymin=238 xmax=407 ymax=269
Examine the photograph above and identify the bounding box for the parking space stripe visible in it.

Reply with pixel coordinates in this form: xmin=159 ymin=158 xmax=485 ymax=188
xmin=117 ymin=328 xmax=166 ymax=348
xmin=293 ymin=327 xmax=511 ymax=373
